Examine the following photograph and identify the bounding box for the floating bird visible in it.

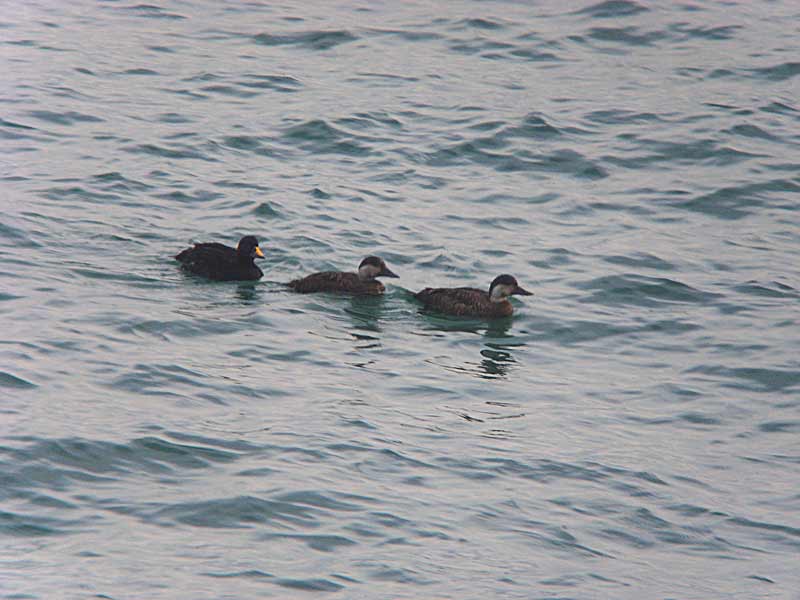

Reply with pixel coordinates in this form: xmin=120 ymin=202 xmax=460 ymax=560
xmin=175 ymin=235 xmax=264 ymax=281
xmin=414 ymin=274 xmax=532 ymax=318
xmin=287 ymin=256 xmax=398 ymax=295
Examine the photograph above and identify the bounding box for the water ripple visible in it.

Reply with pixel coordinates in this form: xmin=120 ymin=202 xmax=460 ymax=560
xmin=576 ymin=275 xmax=719 ymax=307
xmin=253 ymin=30 xmax=357 ymax=50
xmin=3 ymin=0 xmax=799 ymax=597
xmin=576 ymin=0 xmax=649 ymax=18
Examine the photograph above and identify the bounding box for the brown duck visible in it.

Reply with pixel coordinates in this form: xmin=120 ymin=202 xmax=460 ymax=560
xmin=287 ymin=256 xmax=399 ymax=295
xmin=414 ymin=274 xmax=532 ymax=318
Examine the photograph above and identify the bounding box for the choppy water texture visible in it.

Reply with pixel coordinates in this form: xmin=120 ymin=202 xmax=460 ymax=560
xmin=2 ymin=0 xmax=800 ymax=598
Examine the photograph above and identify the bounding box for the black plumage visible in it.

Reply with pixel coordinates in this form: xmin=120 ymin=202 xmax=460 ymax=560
xmin=175 ymin=235 xmax=264 ymax=281
xmin=287 ymin=256 xmax=398 ymax=295
xmin=414 ymin=274 xmax=532 ymax=318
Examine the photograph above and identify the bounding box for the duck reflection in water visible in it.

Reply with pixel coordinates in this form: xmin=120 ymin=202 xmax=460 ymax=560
xmin=345 ymin=294 xmax=385 ymax=351
xmin=420 ymin=315 xmax=524 ymax=380
xmin=235 ymin=282 xmax=260 ymax=305
xmin=474 ymin=319 xmax=520 ymax=379
xmin=477 ymin=347 xmax=515 ymax=379
xmin=299 ymin=278 xmax=391 ymax=367
xmin=479 ymin=318 xmax=525 ymax=379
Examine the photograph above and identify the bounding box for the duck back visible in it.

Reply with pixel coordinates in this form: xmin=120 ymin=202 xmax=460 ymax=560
xmin=414 ymin=287 xmax=513 ymax=318
xmin=288 ymin=272 xmax=385 ymax=295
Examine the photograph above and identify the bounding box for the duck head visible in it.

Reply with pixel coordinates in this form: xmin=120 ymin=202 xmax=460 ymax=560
xmin=237 ymin=235 xmax=265 ymax=260
xmin=489 ymin=274 xmax=532 ymax=302
xmin=358 ymin=256 xmax=399 ymax=281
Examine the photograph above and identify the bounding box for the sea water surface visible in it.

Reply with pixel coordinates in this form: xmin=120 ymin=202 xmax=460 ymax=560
xmin=2 ymin=1 xmax=800 ymax=598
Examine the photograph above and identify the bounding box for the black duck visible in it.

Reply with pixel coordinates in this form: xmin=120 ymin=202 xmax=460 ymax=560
xmin=175 ymin=235 xmax=264 ymax=281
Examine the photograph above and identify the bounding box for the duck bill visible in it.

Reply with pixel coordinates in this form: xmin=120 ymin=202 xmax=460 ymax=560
xmin=513 ymin=285 xmax=532 ymax=296
xmin=380 ymin=266 xmax=399 ymax=278
xmin=254 ymin=246 xmax=265 ymax=258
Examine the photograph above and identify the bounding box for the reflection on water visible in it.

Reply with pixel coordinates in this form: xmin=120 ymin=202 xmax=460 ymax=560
xmin=345 ymin=295 xmax=386 ymax=356
xmin=416 ymin=313 xmax=529 ymax=380
xmin=478 ymin=347 xmax=515 ymax=378
xmin=429 ymin=350 xmax=515 ymax=380
xmin=344 ymin=294 xmax=386 ymax=333
xmin=416 ymin=311 xmax=514 ymax=335
xmin=483 ymin=317 xmax=514 ymax=340
xmin=444 ymin=398 xmax=527 ymax=440
xmin=235 ymin=282 xmax=261 ymax=305
xmin=480 ymin=318 xmax=526 ymax=378
xmin=344 ymin=295 xmax=392 ymax=370
xmin=307 ymin=294 xmax=387 ymax=370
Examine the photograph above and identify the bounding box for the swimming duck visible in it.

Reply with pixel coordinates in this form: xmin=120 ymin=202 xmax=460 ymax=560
xmin=414 ymin=274 xmax=532 ymax=318
xmin=287 ymin=256 xmax=398 ymax=295
xmin=175 ymin=235 xmax=265 ymax=281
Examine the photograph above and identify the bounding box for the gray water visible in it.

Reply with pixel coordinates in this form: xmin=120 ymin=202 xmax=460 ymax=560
xmin=2 ymin=0 xmax=800 ymax=598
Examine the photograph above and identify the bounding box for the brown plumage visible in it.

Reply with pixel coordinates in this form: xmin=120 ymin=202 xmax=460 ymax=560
xmin=414 ymin=274 xmax=532 ymax=318
xmin=287 ymin=256 xmax=398 ymax=295
xmin=288 ymin=272 xmax=386 ymax=295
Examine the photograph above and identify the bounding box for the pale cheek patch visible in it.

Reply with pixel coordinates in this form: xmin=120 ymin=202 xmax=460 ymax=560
xmin=490 ymin=286 xmax=499 ymax=302
xmin=359 ymin=265 xmax=380 ymax=280
xmin=491 ymin=284 xmax=513 ymax=302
